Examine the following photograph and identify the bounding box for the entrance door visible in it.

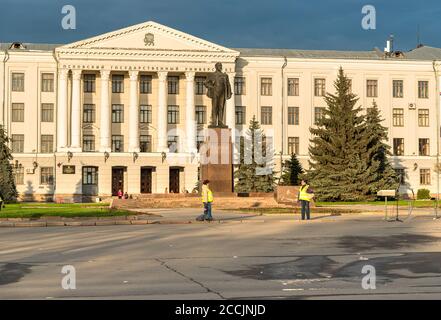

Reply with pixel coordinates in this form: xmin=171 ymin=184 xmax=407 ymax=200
xmin=169 ymin=168 xmax=180 ymax=193
xmin=112 ymin=167 xmax=124 ymax=196
xmin=140 ymin=168 xmax=152 ymax=193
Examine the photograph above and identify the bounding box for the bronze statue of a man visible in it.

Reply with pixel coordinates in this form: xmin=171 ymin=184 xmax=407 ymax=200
xmin=204 ymin=62 xmax=232 ymax=128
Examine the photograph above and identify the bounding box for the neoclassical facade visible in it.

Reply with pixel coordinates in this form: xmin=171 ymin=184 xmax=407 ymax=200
xmin=1 ymin=21 xmax=441 ymax=200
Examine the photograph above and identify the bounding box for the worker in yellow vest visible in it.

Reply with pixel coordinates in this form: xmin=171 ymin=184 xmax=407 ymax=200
xmin=201 ymin=179 xmax=214 ymax=221
xmin=298 ymin=179 xmax=314 ymax=220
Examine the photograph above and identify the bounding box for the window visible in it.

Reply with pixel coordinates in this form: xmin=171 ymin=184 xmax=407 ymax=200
xmin=140 ymin=105 xmax=152 ymax=124
xmin=420 ymin=169 xmax=431 ymax=185
xmin=419 ymin=138 xmax=430 ymax=156
xmin=418 ymin=109 xmax=429 ymax=127
xmin=392 ymin=108 xmax=404 ymax=127
xmin=168 ymin=76 xmax=179 ymax=94
xmin=196 ymin=135 xmax=205 ymax=151
xmin=288 ymin=78 xmax=299 ymax=96
xmin=261 ymin=106 xmax=272 ymax=125
xmin=112 ymin=104 xmax=124 ymax=123
xmin=314 ymin=107 xmax=326 ymax=124
xmin=195 ymin=105 xmax=206 ymax=124
xmin=111 ymin=135 xmax=124 ymax=152
xmin=393 ymin=138 xmax=404 ymax=156
xmin=314 ymin=78 xmax=326 ymax=97
xmin=11 ymin=134 xmax=24 ymax=153
xmin=288 ymin=137 xmax=299 ymax=155
xmin=167 ymin=105 xmax=179 ymax=124
xmin=139 ymin=75 xmax=152 ymax=94
xmin=393 ymin=80 xmax=404 ymax=98
xmin=41 ymin=135 xmax=53 ymax=153
xmin=82 ymin=167 xmax=98 ymax=185
xmin=83 ymin=135 xmax=95 ymax=152
xmin=167 ymin=136 xmax=179 ymax=153
xmin=11 ymin=103 xmax=24 ymax=122
xmin=234 ymin=77 xmax=246 ymax=95
xmin=395 ymin=168 xmax=406 ymax=184
xmin=112 ymin=75 xmax=124 ymax=93
xmin=261 ymin=78 xmax=272 ymax=96
xmin=366 ymin=80 xmax=378 ymax=97
xmin=40 ymin=167 xmax=54 ymax=185
xmin=83 ymin=74 xmax=96 ymax=93
xmin=41 ymin=73 xmax=54 ymax=92
xmin=235 ymin=106 xmax=246 ymax=125
xmin=418 ymin=81 xmax=429 ymax=99
xmin=83 ymin=104 xmax=96 ymax=123
xmin=140 ymin=135 xmax=152 ymax=152
xmin=262 ymin=136 xmax=273 ymax=157
xmin=11 ymin=73 xmax=24 ymax=91
xmin=13 ymin=166 xmax=24 ymax=185
xmin=288 ymin=107 xmax=299 ymax=125
xmin=41 ymin=103 xmax=54 ymax=122
xmin=195 ymin=76 xmax=206 ymax=95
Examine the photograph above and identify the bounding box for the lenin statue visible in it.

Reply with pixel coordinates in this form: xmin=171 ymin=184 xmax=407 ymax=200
xmin=204 ymin=62 xmax=232 ymax=128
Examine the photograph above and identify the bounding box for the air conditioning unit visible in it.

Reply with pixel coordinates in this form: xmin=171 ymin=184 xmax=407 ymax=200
xmin=26 ymin=168 xmax=34 ymax=174
xmin=408 ymin=103 xmax=416 ymax=110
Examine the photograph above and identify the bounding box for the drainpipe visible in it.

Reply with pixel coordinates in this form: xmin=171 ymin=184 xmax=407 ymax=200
xmin=2 ymin=49 xmax=9 ymax=130
xmin=53 ymin=49 xmax=60 ymax=196
xmin=432 ymin=60 xmax=440 ymax=217
xmin=280 ymin=56 xmax=287 ymax=178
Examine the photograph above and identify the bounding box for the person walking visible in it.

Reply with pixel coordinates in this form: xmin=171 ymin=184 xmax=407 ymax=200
xmin=298 ymin=179 xmax=314 ymax=220
xmin=201 ymin=179 xmax=214 ymax=221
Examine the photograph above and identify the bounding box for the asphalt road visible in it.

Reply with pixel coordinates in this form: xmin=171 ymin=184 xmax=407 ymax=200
xmin=1 ymin=211 xmax=441 ymax=299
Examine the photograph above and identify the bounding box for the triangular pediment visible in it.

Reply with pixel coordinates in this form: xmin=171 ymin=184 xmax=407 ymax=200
xmin=59 ymin=21 xmax=237 ymax=53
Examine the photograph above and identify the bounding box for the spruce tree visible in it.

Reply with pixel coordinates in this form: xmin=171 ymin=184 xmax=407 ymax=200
xmin=0 ymin=125 xmax=18 ymax=202
xmin=280 ymin=153 xmax=304 ymax=186
xmin=234 ymin=116 xmax=276 ymax=192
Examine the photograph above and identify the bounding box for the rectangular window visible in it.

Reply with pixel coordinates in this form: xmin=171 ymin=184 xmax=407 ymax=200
xmin=139 ymin=75 xmax=152 ymax=94
xmin=234 ymin=77 xmax=246 ymax=95
xmin=112 ymin=75 xmax=124 ymax=93
xmin=13 ymin=166 xmax=24 ymax=185
xmin=83 ymin=74 xmax=96 ymax=93
xmin=140 ymin=135 xmax=152 ymax=153
xmin=41 ymin=73 xmax=54 ymax=92
xmin=419 ymin=138 xmax=430 ymax=156
xmin=314 ymin=107 xmax=325 ymax=124
xmin=418 ymin=109 xmax=429 ymax=127
xmin=168 ymin=76 xmax=179 ymax=94
xmin=260 ymin=78 xmax=272 ymax=96
xmin=235 ymin=106 xmax=246 ymax=125
xmin=195 ymin=76 xmax=206 ymax=95
xmin=393 ymin=80 xmax=404 ymax=98
xmin=41 ymin=135 xmax=53 ymax=153
xmin=314 ymin=78 xmax=326 ymax=97
xmin=11 ymin=73 xmax=24 ymax=92
xmin=288 ymin=137 xmax=300 ymax=155
xmin=167 ymin=136 xmax=179 ymax=153
xmin=11 ymin=134 xmax=24 ymax=153
xmin=11 ymin=103 xmax=24 ymax=122
xmin=140 ymin=105 xmax=152 ymax=124
xmin=392 ymin=108 xmax=404 ymax=127
xmin=288 ymin=78 xmax=299 ymax=96
xmin=167 ymin=105 xmax=179 ymax=124
xmin=196 ymin=135 xmax=205 ymax=151
xmin=366 ymin=79 xmax=378 ymax=97
xmin=40 ymin=167 xmax=54 ymax=185
xmin=287 ymin=106 xmax=299 ymax=125
xmin=418 ymin=81 xmax=429 ymax=99
xmin=393 ymin=138 xmax=404 ymax=156
xmin=83 ymin=104 xmax=96 ymax=123
xmin=195 ymin=105 xmax=206 ymax=124
xmin=395 ymin=168 xmax=406 ymax=184
xmin=111 ymin=135 xmax=124 ymax=152
xmin=83 ymin=135 xmax=95 ymax=152
xmin=420 ymin=169 xmax=431 ymax=185
xmin=112 ymin=104 xmax=124 ymax=123
xmin=41 ymin=103 xmax=54 ymax=122
xmin=261 ymin=106 xmax=272 ymax=125
xmin=82 ymin=166 xmax=98 ymax=185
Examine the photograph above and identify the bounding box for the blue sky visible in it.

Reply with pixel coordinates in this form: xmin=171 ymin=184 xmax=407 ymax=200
xmin=1 ymin=0 xmax=440 ymax=51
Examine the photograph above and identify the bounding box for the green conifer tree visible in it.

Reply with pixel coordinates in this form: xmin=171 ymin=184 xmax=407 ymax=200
xmin=280 ymin=153 xmax=304 ymax=186
xmin=0 ymin=125 xmax=18 ymax=202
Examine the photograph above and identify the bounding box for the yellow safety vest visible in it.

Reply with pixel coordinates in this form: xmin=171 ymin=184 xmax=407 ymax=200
xmin=201 ymin=187 xmax=214 ymax=203
xmin=299 ymin=185 xmax=312 ymax=202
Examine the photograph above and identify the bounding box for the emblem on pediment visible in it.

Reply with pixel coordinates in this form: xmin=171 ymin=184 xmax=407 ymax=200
xmin=144 ymin=33 xmax=154 ymax=46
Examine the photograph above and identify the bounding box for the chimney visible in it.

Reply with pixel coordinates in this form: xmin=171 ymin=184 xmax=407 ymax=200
xmin=384 ymin=35 xmax=394 ymax=54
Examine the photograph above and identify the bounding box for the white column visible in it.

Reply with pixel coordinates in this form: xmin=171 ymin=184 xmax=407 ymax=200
xmin=157 ymin=71 xmax=168 ymax=152
xmin=226 ymin=72 xmax=236 ymax=143
xmin=70 ymin=69 xmax=82 ymax=151
xmin=99 ymin=70 xmax=111 ymax=152
xmin=128 ymin=70 xmax=140 ymax=152
xmin=185 ymin=71 xmax=196 ymax=153
xmin=57 ymin=68 xmax=69 ymax=151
